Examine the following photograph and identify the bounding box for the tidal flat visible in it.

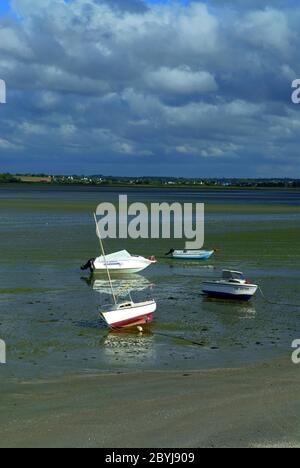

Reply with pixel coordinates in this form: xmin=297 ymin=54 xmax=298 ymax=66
xmin=0 ymin=185 xmax=299 ymax=447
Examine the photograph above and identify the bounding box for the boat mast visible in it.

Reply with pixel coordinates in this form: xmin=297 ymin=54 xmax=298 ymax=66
xmin=93 ymin=213 xmax=117 ymax=305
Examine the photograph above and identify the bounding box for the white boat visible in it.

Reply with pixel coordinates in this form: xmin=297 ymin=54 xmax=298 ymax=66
xmin=92 ymin=250 xmax=156 ymax=274
xmin=166 ymin=249 xmax=215 ymax=260
xmin=82 ymin=251 xmax=156 ymax=274
xmin=202 ymin=270 xmax=258 ymax=301
xmin=101 ymin=300 xmax=156 ymax=329
xmin=91 ymin=213 xmax=157 ymax=330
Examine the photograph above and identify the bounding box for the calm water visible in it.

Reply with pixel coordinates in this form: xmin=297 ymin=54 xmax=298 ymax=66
xmin=0 ymin=185 xmax=300 ymax=380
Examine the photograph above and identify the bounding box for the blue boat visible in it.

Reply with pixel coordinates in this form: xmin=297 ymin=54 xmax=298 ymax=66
xmin=166 ymin=249 xmax=215 ymax=260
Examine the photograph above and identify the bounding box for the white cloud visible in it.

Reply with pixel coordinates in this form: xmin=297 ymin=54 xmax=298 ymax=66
xmin=237 ymin=8 xmax=292 ymax=53
xmin=177 ymin=3 xmax=219 ymax=54
xmin=0 ymin=26 xmax=32 ymax=59
xmin=146 ymin=67 xmax=218 ymax=95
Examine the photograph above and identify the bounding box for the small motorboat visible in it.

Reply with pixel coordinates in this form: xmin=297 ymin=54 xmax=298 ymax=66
xmin=101 ymin=300 xmax=156 ymax=329
xmin=202 ymin=270 xmax=258 ymax=301
xmin=166 ymin=248 xmax=215 ymax=260
xmin=82 ymin=250 xmax=157 ymax=274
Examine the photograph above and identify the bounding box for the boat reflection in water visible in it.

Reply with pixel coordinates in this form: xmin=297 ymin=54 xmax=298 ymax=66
xmin=82 ymin=273 xmax=155 ymax=298
xmin=90 ymin=274 xmax=154 ymax=297
xmin=202 ymin=295 xmax=257 ymax=323
xmin=101 ymin=329 xmax=156 ymax=366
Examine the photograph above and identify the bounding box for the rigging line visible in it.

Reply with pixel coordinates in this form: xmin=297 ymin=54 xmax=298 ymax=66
xmin=258 ymin=287 xmax=300 ymax=308
xmin=93 ymin=212 xmax=117 ymax=306
xmin=155 ymin=331 xmax=206 ymax=348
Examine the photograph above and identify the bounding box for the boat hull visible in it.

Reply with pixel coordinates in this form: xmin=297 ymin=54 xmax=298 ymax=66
xmin=202 ymin=282 xmax=258 ymax=301
xmin=93 ymin=259 xmax=155 ymax=274
xmin=101 ymin=301 xmax=156 ymax=329
xmin=94 ymin=266 xmax=149 ymax=274
xmin=93 ymin=257 xmax=156 ymax=274
xmin=171 ymin=250 xmax=214 ymax=260
xmin=203 ymin=291 xmax=254 ymax=301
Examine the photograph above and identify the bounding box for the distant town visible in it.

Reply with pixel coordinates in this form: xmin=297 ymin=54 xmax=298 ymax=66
xmin=0 ymin=173 xmax=300 ymax=189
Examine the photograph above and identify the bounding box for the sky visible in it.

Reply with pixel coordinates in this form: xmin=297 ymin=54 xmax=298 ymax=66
xmin=0 ymin=0 xmax=300 ymax=177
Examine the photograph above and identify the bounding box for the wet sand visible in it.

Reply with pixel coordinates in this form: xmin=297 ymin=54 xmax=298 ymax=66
xmin=1 ymin=358 xmax=300 ymax=448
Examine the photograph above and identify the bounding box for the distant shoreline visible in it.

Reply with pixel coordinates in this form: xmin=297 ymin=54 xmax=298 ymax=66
xmin=1 ymin=182 xmax=300 ymax=191
xmin=1 ymin=173 xmax=300 ymax=191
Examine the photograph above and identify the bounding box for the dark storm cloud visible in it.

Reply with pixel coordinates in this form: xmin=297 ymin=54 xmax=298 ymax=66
xmin=0 ymin=0 xmax=300 ymax=176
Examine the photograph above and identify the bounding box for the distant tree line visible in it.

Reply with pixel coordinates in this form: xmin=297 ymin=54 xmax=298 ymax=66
xmin=0 ymin=173 xmax=20 ymax=183
xmin=1 ymin=173 xmax=300 ymax=188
